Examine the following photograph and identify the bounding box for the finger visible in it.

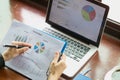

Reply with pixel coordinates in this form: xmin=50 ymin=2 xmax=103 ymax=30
xmin=17 ymin=47 xmax=29 ymax=54
xmin=61 ymin=54 xmax=66 ymax=61
xmin=12 ymin=41 xmax=32 ymax=47
xmin=53 ymin=52 xmax=59 ymax=63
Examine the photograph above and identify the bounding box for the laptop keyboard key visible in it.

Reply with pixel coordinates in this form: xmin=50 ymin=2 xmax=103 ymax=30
xmin=43 ymin=28 xmax=90 ymax=62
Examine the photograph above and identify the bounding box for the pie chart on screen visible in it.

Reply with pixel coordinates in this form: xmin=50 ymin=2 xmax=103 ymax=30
xmin=81 ymin=5 xmax=96 ymax=21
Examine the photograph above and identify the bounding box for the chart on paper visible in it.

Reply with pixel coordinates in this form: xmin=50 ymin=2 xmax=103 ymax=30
xmin=0 ymin=21 xmax=66 ymax=80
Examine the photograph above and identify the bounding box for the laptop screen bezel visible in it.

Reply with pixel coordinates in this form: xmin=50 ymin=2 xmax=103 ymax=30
xmin=46 ymin=0 xmax=109 ymax=47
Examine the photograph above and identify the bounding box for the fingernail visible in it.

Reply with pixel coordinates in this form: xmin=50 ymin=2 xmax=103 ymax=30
xmin=25 ymin=47 xmax=29 ymax=50
xmin=11 ymin=41 xmax=15 ymax=43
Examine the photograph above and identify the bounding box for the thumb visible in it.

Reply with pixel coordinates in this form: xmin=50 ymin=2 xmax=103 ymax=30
xmin=17 ymin=47 xmax=29 ymax=53
xmin=53 ymin=52 xmax=59 ymax=63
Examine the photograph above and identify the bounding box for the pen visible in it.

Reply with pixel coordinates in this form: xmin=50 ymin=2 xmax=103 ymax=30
xmin=3 ymin=45 xmax=31 ymax=49
xmin=57 ymin=42 xmax=67 ymax=62
xmin=58 ymin=53 xmax=63 ymax=62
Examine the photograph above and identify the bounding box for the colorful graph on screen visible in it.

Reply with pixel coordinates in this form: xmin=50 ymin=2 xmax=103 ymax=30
xmin=33 ymin=42 xmax=45 ymax=54
xmin=81 ymin=5 xmax=96 ymax=21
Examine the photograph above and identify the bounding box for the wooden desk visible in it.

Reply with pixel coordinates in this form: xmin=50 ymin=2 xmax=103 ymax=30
xmin=0 ymin=0 xmax=120 ymax=80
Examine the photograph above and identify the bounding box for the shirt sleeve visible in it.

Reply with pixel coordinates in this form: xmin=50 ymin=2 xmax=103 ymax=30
xmin=0 ymin=53 xmax=5 ymax=68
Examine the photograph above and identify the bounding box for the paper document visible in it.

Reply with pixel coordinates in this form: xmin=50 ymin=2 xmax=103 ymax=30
xmin=0 ymin=21 xmax=66 ymax=80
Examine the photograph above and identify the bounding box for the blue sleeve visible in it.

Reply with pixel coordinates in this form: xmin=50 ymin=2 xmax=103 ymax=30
xmin=0 ymin=53 xmax=5 ymax=68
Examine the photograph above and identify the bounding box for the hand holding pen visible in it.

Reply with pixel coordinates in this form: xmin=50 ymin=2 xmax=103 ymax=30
xmin=2 ymin=41 xmax=32 ymax=61
xmin=47 ymin=52 xmax=66 ymax=80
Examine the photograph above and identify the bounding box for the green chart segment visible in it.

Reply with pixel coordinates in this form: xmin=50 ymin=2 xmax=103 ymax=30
xmin=81 ymin=5 xmax=96 ymax=21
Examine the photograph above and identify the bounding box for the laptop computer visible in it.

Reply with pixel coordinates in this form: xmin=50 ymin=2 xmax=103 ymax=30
xmin=43 ymin=0 xmax=109 ymax=78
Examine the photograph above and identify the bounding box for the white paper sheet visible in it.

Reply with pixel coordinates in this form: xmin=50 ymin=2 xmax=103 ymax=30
xmin=0 ymin=20 xmax=66 ymax=80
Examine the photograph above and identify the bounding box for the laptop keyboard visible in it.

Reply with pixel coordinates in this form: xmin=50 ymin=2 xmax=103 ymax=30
xmin=43 ymin=28 xmax=90 ymax=62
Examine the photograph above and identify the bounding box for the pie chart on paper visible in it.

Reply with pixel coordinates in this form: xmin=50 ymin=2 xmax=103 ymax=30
xmin=81 ymin=5 xmax=96 ymax=21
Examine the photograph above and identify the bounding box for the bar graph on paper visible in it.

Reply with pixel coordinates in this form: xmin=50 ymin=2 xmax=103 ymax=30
xmin=14 ymin=34 xmax=28 ymax=42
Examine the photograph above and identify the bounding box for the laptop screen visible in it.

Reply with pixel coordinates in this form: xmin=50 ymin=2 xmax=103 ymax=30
xmin=46 ymin=0 xmax=109 ymax=47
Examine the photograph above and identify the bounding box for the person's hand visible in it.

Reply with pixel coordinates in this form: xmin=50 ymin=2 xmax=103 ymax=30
xmin=2 ymin=41 xmax=32 ymax=61
xmin=48 ymin=52 xmax=66 ymax=80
